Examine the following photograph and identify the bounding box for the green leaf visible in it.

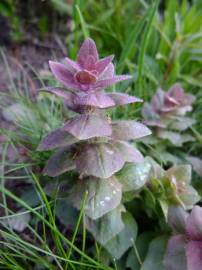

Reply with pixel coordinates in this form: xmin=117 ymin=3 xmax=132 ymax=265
xmin=55 ymin=200 xmax=79 ymax=227
xmin=179 ymin=185 xmax=200 ymax=210
xmin=145 ymin=156 xmax=164 ymax=179
xmin=165 ymin=165 xmax=192 ymax=184
xmin=158 ymin=199 xmax=169 ymax=221
xmin=76 ymin=143 xmax=125 ymax=179
xmin=142 ymin=188 xmax=157 ymax=217
xmin=169 ymin=117 xmax=196 ymax=131
xmin=21 ymin=189 xmax=40 ymax=207
xmin=104 ymin=212 xmax=138 ymax=259
xmin=117 ymin=7 xmax=149 ymax=72
xmin=141 ymin=235 xmax=169 ymax=270
xmin=137 ymin=0 xmax=160 ymax=96
xmin=157 ymin=130 xmax=194 ymax=146
xmin=43 ymin=147 xmax=75 ymax=177
xmin=86 ymin=205 xmax=125 ymax=245
xmin=38 ymin=128 xmax=78 ymax=151
xmin=50 ymin=0 xmax=71 ymax=14
xmin=68 ymin=177 xmax=122 ymax=220
xmin=126 ymin=232 xmax=156 ymax=270
xmin=75 ymin=5 xmax=89 ymax=38
xmin=116 ymin=161 xmax=151 ymax=192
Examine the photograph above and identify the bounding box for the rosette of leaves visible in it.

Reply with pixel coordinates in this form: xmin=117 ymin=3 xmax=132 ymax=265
xmin=142 ymin=158 xmax=200 ymax=220
xmin=164 ymin=206 xmax=202 ymax=270
xmin=38 ymin=38 xmax=152 ymax=259
xmin=142 ymin=84 xmax=196 ymax=147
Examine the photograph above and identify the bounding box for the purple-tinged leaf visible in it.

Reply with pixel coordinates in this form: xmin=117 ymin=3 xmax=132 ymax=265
xmin=73 ymin=91 xmax=115 ymax=108
xmin=142 ymin=103 xmax=159 ymax=120
xmin=112 ymin=120 xmax=152 ymax=141
xmin=43 ymin=147 xmax=75 ymax=177
xmin=104 ymin=212 xmax=137 ymax=259
xmin=95 ymin=55 xmax=114 ymax=75
xmin=94 ymin=75 xmax=132 ymax=90
xmin=165 ymin=84 xmax=195 ymax=110
xmin=186 ymin=156 xmax=202 ymax=177
xmin=167 ymin=84 xmax=185 ymax=103
xmin=49 ymin=61 xmax=80 ymax=91
xmin=115 ymin=141 xmax=144 ymax=163
xmin=157 ymin=130 xmax=194 ymax=146
xmin=174 ymin=106 xmax=193 ymax=116
xmin=186 ymin=241 xmax=202 ymax=270
xmin=142 ymin=103 xmax=166 ymax=128
xmin=151 ymin=89 xmax=165 ymax=112
xmin=86 ymin=205 xmax=125 ymax=245
xmin=38 ymin=128 xmax=78 ymax=151
xmin=98 ymin=63 xmax=115 ymax=80
xmin=83 ymin=55 xmax=96 ymax=70
xmin=183 ymin=93 xmax=196 ymax=106
xmin=76 ymin=143 xmax=125 ymax=178
xmin=107 ymin=92 xmax=142 ymax=106
xmin=164 ymin=235 xmax=187 ymax=270
xmin=64 ymin=98 xmax=81 ymax=113
xmin=68 ymin=177 xmax=122 ymax=219
xmin=63 ymin=114 xmax=112 ymax=140
xmin=64 ymin=57 xmax=81 ymax=74
xmin=144 ymin=119 xmax=166 ymax=128
xmin=186 ymin=206 xmax=202 ymax=240
xmin=77 ymin=38 xmax=99 ymax=67
xmin=116 ymin=161 xmax=151 ymax=192
xmin=169 ymin=117 xmax=196 ymax=131
xmin=168 ymin=206 xmax=188 ymax=234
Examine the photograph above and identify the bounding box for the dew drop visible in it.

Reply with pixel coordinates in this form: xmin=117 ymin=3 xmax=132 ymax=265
xmin=100 ymin=201 xmax=105 ymax=206
xmin=106 ymin=149 xmax=114 ymax=155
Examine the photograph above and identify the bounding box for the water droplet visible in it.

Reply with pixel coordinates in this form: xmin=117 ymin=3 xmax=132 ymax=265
xmin=100 ymin=201 xmax=105 ymax=206
xmin=106 ymin=149 xmax=114 ymax=155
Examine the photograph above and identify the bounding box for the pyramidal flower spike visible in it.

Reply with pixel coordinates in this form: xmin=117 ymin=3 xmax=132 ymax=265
xmin=44 ymin=38 xmax=142 ymax=110
xmin=38 ymin=38 xmax=152 ymax=258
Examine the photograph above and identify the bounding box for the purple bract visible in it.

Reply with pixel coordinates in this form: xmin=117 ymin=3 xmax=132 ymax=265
xmin=165 ymin=206 xmax=202 ymax=270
